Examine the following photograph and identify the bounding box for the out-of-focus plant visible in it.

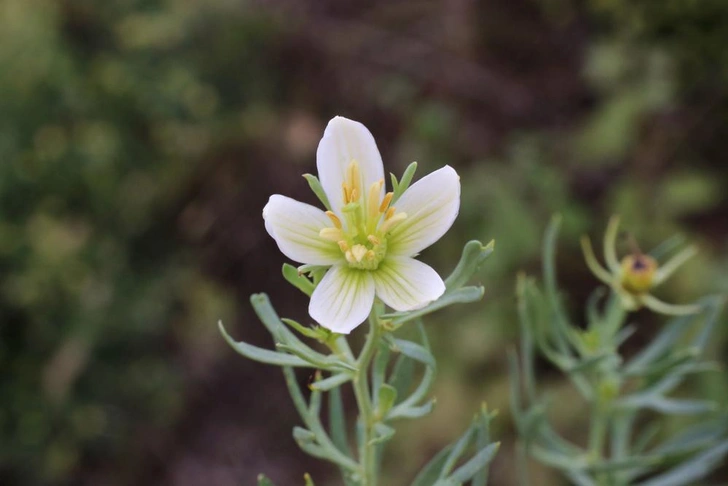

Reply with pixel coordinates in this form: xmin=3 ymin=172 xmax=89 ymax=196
xmin=0 ymin=0 xmax=261 ymax=482
xmin=511 ymin=217 xmax=728 ymax=485
xmin=222 ymin=117 xmax=499 ymax=485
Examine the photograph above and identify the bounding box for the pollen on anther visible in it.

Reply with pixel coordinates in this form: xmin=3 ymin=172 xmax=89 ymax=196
xmin=342 ymin=183 xmax=350 ymax=203
xmin=325 ymin=211 xmax=342 ymax=229
xmin=338 ymin=240 xmax=349 ymax=252
xmin=379 ymin=192 xmax=393 ymax=213
xmin=385 ymin=207 xmax=396 ymax=220
xmin=366 ymin=250 xmax=375 ymax=260
xmin=367 ymin=234 xmax=381 ymax=246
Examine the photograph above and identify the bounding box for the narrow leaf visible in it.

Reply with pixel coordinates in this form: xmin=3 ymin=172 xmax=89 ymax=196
xmin=382 ymin=286 xmax=484 ymax=324
xmin=440 ymin=425 xmax=477 ymax=477
xmin=282 ymin=263 xmax=315 ymax=296
xmin=393 ymin=339 xmax=436 ymax=367
xmin=377 ymin=384 xmax=398 ymax=416
xmin=637 ymin=439 xmax=728 ymax=486
xmin=219 ymin=321 xmax=310 ymax=367
xmin=410 ymin=445 xmax=454 ymax=486
xmin=448 ymin=442 xmax=500 ymax=482
xmin=389 ymin=353 xmax=415 ymax=399
xmin=328 ymin=386 xmax=350 ymax=456
xmin=309 ymin=373 xmax=351 ymax=391
xmin=444 ymin=240 xmax=495 ymax=291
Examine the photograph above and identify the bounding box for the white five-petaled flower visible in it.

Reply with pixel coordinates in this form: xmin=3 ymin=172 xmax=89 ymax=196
xmin=263 ymin=116 xmax=460 ymax=334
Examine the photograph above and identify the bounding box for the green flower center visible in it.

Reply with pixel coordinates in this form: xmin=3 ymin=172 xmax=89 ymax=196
xmin=318 ymin=160 xmax=407 ymax=270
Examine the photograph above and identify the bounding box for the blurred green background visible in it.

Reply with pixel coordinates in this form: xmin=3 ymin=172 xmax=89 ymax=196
xmin=1 ymin=0 xmax=727 ymax=485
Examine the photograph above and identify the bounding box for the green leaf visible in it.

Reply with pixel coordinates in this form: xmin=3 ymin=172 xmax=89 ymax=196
xmin=370 ymin=423 xmax=396 ymax=445
xmin=282 ymin=263 xmax=316 ymax=296
xmin=303 ymin=173 xmax=332 ymax=211
xmin=410 ymin=444 xmax=454 ymax=486
xmin=328 ymin=386 xmax=350 ymax=456
xmin=447 ymin=442 xmax=500 ymax=482
xmin=648 ymin=234 xmax=686 ymax=260
xmin=392 ymin=339 xmax=436 ymax=368
xmin=382 ymin=286 xmax=484 ymax=324
xmin=281 ymin=318 xmax=326 ymax=341
xmin=219 ymin=321 xmax=310 ymax=367
xmin=251 ymin=294 xmax=337 ymax=370
xmin=541 ymin=216 xmax=574 ymax=355
xmin=619 ymin=396 xmax=717 ymax=415
xmin=389 ymin=399 xmax=435 ymax=419
xmin=691 ymin=295 xmax=725 ymax=352
xmin=377 ymin=384 xmax=397 ymax=416
xmin=439 ymin=424 xmax=477 ymax=478
xmin=444 ymin=240 xmax=495 ymax=291
xmin=309 ymin=372 xmax=351 ymax=391
xmin=276 ymin=343 xmax=357 ymax=372
xmin=308 ymin=384 xmax=322 ymax=416
xmin=634 ymin=422 xmax=662 ymax=454
xmin=652 ymin=418 xmax=728 ymax=456
xmin=473 ymin=417 xmax=490 ymax=486
xmin=372 ymin=342 xmax=391 ymax=406
xmin=388 ymin=322 xmax=437 ymax=419
xmin=293 ymin=426 xmax=317 ymax=443
xmin=516 ymin=275 xmax=538 ymax=403
xmin=624 ymin=314 xmax=691 ymax=373
xmin=637 ymin=439 xmax=728 ymax=486
xmin=389 ymin=353 xmax=415 ymax=399
xmin=391 ymin=161 xmax=418 ymax=203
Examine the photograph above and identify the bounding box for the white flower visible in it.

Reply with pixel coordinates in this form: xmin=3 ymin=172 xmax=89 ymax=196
xmin=263 ymin=116 xmax=460 ymax=334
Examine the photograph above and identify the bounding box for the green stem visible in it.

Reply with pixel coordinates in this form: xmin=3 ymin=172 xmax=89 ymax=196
xmin=353 ymin=303 xmax=384 ymax=485
xmin=588 ymin=291 xmax=629 ymax=484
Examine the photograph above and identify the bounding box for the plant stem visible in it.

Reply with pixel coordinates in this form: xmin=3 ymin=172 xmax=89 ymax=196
xmin=353 ymin=304 xmax=383 ymax=485
xmin=590 ymin=294 xmax=625 ymax=485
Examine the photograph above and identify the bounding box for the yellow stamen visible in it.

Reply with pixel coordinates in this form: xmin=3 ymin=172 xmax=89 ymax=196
xmin=338 ymin=240 xmax=349 ymax=252
xmin=379 ymin=192 xmax=393 ymax=213
xmin=368 ymin=180 xmax=384 ymax=220
xmin=342 ymin=183 xmax=351 ymax=204
xmin=367 ymin=234 xmax=381 ymax=246
xmin=345 ymin=160 xmax=362 ymax=203
xmin=366 ymin=250 xmax=376 ymax=260
xmin=325 ymin=211 xmax=342 ymax=229
xmin=385 ymin=207 xmax=396 ymax=220
xmin=319 ymin=227 xmax=343 ymax=242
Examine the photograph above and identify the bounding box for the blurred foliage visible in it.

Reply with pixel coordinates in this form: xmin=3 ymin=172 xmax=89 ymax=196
xmin=0 ymin=0 xmax=727 ymax=485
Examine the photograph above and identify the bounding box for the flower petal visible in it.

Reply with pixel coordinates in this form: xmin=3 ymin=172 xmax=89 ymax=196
xmin=309 ymin=265 xmax=375 ymax=334
xmin=263 ymin=194 xmax=341 ymax=265
xmin=372 ymin=256 xmax=445 ymax=311
xmin=316 ymin=116 xmax=385 ymax=215
xmin=387 ymin=165 xmax=460 ymax=256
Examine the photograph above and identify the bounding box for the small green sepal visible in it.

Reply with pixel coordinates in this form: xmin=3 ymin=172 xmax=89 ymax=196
xmin=303 ymin=173 xmax=332 ymax=211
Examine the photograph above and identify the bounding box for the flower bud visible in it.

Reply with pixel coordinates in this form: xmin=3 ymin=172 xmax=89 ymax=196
xmin=620 ymin=254 xmax=658 ymax=295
